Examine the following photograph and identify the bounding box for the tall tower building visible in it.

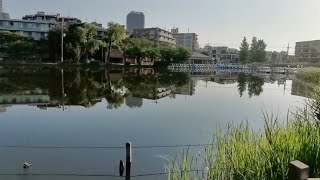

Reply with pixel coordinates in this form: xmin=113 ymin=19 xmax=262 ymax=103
xmin=0 ymin=0 xmax=9 ymax=19
xmin=0 ymin=0 xmax=3 ymax=14
xmin=126 ymin=11 xmax=145 ymax=34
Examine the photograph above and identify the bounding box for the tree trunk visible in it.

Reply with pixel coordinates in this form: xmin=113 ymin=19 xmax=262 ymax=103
xmin=106 ymin=38 xmax=112 ymax=64
xmin=137 ymin=56 xmax=141 ymax=66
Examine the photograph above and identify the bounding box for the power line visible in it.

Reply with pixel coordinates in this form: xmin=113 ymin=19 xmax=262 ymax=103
xmin=0 ymin=144 xmax=215 ymax=149
xmin=0 ymin=170 xmax=203 ymax=178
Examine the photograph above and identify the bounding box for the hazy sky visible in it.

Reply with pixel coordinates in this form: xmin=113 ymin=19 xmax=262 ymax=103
xmin=4 ymin=0 xmax=320 ymax=53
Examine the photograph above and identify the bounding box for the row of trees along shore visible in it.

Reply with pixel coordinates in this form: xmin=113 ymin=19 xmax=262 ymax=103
xmin=239 ymin=37 xmax=267 ymax=64
xmin=0 ymin=22 xmax=191 ymax=65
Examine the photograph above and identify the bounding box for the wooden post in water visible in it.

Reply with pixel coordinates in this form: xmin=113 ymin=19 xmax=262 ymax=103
xmin=288 ymin=160 xmax=309 ymax=180
xmin=126 ymin=142 xmax=132 ymax=180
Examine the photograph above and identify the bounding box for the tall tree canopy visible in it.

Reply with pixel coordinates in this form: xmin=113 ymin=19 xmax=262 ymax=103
xmin=239 ymin=37 xmax=249 ymax=64
xmin=105 ymin=22 xmax=126 ymax=63
xmin=249 ymin=37 xmax=267 ymax=62
xmin=123 ymin=38 xmax=153 ymax=65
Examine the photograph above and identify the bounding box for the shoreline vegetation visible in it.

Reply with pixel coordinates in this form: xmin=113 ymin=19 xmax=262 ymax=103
xmin=0 ymin=23 xmax=191 ymax=67
xmin=167 ymin=68 xmax=320 ymax=180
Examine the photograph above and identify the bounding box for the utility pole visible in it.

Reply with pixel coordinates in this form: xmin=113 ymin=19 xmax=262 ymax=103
xmin=61 ymin=68 xmax=65 ymax=111
xmin=61 ymin=18 xmax=64 ymax=63
xmin=287 ymin=43 xmax=290 ymax=63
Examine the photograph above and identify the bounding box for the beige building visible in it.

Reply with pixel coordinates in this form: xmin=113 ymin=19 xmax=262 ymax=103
xmin=132 ymin=27 xmax=176 ymax=45
xmin=295 ymin=40 xmax=320 ymax=63
xmin=171 ymin=28 xmax=199 ymax=51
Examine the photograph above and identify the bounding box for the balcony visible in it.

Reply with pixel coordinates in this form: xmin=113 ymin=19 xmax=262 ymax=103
xmin=0 ymin=25 xmax=49 ymax=32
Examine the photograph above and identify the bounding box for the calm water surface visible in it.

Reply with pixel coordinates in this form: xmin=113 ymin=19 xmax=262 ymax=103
xmin=0 ymin=67 xmax=306 ymax=180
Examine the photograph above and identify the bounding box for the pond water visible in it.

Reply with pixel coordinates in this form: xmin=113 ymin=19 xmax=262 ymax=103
xmin=0 ymin=67 xmax=306 ymax=180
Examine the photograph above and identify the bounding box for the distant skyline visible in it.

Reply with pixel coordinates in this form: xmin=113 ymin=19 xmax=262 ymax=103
xmin=4 ymin=0 xmax=320 ymax=53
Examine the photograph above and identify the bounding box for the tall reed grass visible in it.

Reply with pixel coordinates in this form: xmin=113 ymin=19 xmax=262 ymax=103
xmin=296 ymin=67 xmax=320 ymax=85
xmin=167 ymin=83 xmax=320 ymax=180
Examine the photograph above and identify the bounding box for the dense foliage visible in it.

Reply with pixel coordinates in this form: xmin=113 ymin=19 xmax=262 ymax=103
xmin=239 ymin=37 xmax=249 ymax=64
xmin=296 ymin=67 xmax=320 ymax=85
xmin=0 ymin=31 xmax=47 ymax=60
xmin=239 ymin=36 xmax=267 ymax=63
xmin=1 ymin=21 xmax=191 ymax=65
xmin=0 ymin=67 xmax=190 ymax=108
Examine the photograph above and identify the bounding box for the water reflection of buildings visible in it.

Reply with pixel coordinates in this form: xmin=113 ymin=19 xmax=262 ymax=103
xmin=0 ymin=106 xmax=7 ymax=113
xmin=173 ymin=80 xmax=196 ymax=96
xmin=132 ymin=88 xmax=172 ymax=101
xmin=125 ymin=96 xmax=143 ymax=108
xmin=0 ymin=89 xmax=50 ymax=105
xmin=291 ymin=78 xmax=313 ymax=98
xmin=0 ymin=67 xmax=306 ymax=111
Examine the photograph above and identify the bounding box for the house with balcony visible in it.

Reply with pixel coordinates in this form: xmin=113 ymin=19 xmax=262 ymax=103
xmin=0 ymin=11 xmax=82 ymax=40
xmin=0 ymin=18 xmax=55 ymax=40
xmin=22 ymin=11 xmax=81 ymax=25
xmin=201 ymin=46 xmax=239 ymax=64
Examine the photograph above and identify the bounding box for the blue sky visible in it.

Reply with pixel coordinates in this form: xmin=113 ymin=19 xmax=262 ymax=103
xmin=4 ymin=0 xmax=320 ymax=53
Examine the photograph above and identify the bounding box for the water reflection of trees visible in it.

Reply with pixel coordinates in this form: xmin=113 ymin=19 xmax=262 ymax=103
xmin=0 ymin=68 xmax=190 ymax=109
xmin=57 ymin=68 xmax=190 ymax=109
xmin=237 ymin=73 xmax=265 ymax=97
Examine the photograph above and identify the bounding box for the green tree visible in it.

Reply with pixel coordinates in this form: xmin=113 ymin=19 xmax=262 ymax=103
xmin=64 ymin=24 xmax=84 ymax=63
xmin=174 ymin=46 xmax=192 ymax=63
xmin=145 ymin=47 xmax=160 ymax=60
xmin=105 ymin=22 xmax=126 ymax=63
xmin=239 ymin=37 xmax=249 ymax=64
xmin=250 ymin=37 xmax=267 ymax=62
xmin=271 ymin=51 xmax=277 ymax=64
xmin=256 ymin=39 xmax=267 ymax=62
xmin=247 ymin=75 xmax=264 ymax=98
xmin=0 ymin=31 xmax=42 ymax=59
xmin=159 ymin=45 xmax=175 ymax=62
xmin=237 ymin=73 xmax=247 ymax=97
xmin=50 ymin=23 xmax=105 ymax=63
xmin=124 ymin=38 xmax=153 ymax=65
xmin=47 ymin=29 xmax=62 ymax=61
xmin=83 ymin=23 xmax=105 ymax=61
xmin=250 ymin=37 xmax=258 ymax=62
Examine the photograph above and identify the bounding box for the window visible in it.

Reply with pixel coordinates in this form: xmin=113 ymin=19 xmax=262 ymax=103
xmin=149 ymin=30 xmax=155 ymax=35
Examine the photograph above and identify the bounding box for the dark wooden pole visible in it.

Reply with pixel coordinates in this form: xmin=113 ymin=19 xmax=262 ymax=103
xmin=126 ymin=142 xmax=132 ymax=180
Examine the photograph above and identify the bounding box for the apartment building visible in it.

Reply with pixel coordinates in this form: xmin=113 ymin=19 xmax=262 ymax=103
xmin=295 ymin=40 xmax=320 ymax=63
xmin=0 ymin=18 xmax=55 ymax=40
xmin=171 ymin=28 xmax=199 ymax=51
xmin=132 ymin=27 xmax=176 ymax=45
xmin=0 ymin=11 xmax=107 ymax=41
xmin=0 ymin=11 xmax=81 ymax=40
